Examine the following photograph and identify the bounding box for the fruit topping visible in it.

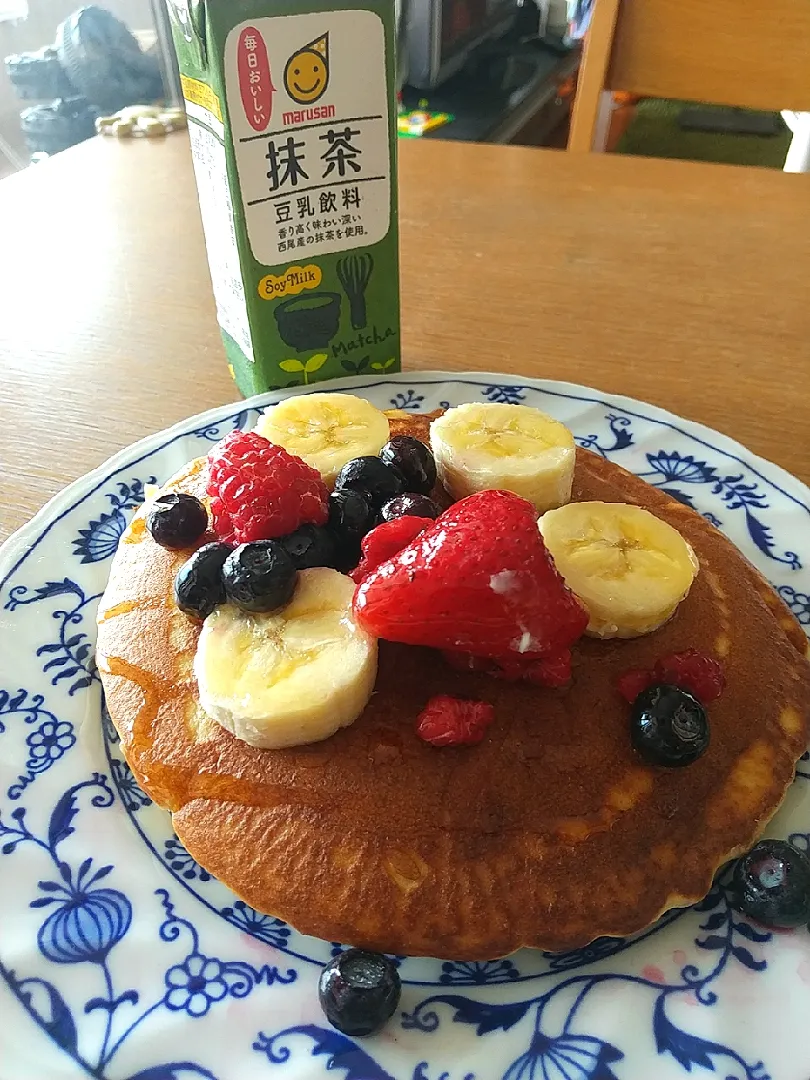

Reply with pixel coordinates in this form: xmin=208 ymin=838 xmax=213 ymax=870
xmin=255 ymin=393 xmax=390 ymax=488
xmin=318 ymin=948 xmax=401 ymax=1037
xmin=379 ymin=492 xmax=441 ymax=522
xmin=727 ymin=839 xmax=810 ymax=928
xmin=353 ymin=489 xmax=588 ymax=659
xmin=328 ymin=488 xmax=375 ymax=540
xmin=350 ymin=516 xmax=434 ymax=584
xmin=443 ymin=648 xmax=572 ymax=687
xmin=630 ymin=683 xmax=709 ymax=767
xmin=146 ymin=492 xmax=208 ymax=550
xmin=174 ymin=541 xmax=233 ymax=620
xmin=207 ymin=429 xmax=328 ymax=545
xmin=195 ymin=568 xmax=378 ymax=749
xmin=654 ymin=650 xmax=726 ymax=703
xmin=278 ymin=524 xmax=339 ymax=570
xmin=429 ymin=401 xmax=576 ymax=512
xmin=328 ymin=488 xmax=375 ymax=568
xmin=416 ymin=694 xmax=495 ymax=747
xmin=334 ymin=455 xmax=405 ymax=508
xmin=617 ymin=650 xmax=725 ymax=705
xmin=379 ymin=434 xmax=437 ymax=495
xmin=222 ymin=540 xmax=297 ymax=613
xmin=538 ymin=501 xmax=699 ymax=639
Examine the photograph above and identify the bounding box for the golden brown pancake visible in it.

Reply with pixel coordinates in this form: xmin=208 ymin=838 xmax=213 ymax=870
xmin=96 ymin=411 xmax=810 ymax=959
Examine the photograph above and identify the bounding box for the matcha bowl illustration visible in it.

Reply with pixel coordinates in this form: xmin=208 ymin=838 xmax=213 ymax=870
xmin=274 ymin=292 xmax=342 ymax=351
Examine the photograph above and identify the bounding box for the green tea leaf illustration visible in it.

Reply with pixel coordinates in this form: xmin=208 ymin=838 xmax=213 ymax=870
xmin=280 ymin=359 xmax=305 ymax=373
xmin=304 ymin=353 xmax=328 ymax=374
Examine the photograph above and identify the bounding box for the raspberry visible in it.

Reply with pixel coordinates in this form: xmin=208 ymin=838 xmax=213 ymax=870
xmin=416 ymin=695 xmax=495 ymax=747
xmin=616 ymin=667 xmax=657 ymax=703
xmin=349 ymin=516 xmax=434 ymax=584
xmin=207 ymin=430 xmax=328 ymax=545
xmin=655 ymin=650 xmax=725 ymax=703
xmin=616 ymin=650 xmax=725 ymax=705
xmin=442 ymin=648 xmax=572 ymax=688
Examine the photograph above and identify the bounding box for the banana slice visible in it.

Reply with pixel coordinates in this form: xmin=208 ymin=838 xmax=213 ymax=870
xmin=255 ymin=393 xmax=390 ymax=488
xmin=429 ymin=402 xmax=575 ymax=512
xmin=538 ymin=501 xmax=699 ymax=639
xmin=195 ymin=567 xmax=378 ymax=748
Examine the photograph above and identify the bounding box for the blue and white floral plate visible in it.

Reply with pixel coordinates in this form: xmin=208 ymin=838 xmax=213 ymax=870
xmin=2 ymin=372 xmax=810 ymax=1080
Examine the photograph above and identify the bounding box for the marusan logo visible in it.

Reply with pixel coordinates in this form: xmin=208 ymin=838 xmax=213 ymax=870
xmin=282 ymin=33 xmax=333 ymax=126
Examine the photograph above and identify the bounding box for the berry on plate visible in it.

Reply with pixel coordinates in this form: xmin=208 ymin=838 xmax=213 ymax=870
xmin=630 ymin=683 xmax=709 ymax=767
xmin=146 ymin=492 xmax=208 ymax=550
xmin=416 ymin=695 xmax=495 ymax=747
xmin=174 ymin=541 xmax=232 ymax=620
xmin=222 ymin=540 xmax=297 ymax=613
xmin=207 ymin=430 xmax=328 ymax=545
xmin=379 ymin=492 xmax=441 ymax=522
xmin=353 ymin=489 xmax=588 ymax=658
xmin=379 ymin=435 xmax=437 ymax=495
xmin=617 ymin=650 xmax=725 ymax=705
xmin=728 ymin=839 xmax=810 ymax=928
xmin=318 ymin=948 xmax=401 ymax=1036
xmin=278 ymin=524 xmax=338 ymax=570
xmin=350 ymin=516 xmax=434 ymax=584
xmin=335 ymin=455 xmax=405 ymax=508
xmin=443 ymin=648 xmax=572 ymax=687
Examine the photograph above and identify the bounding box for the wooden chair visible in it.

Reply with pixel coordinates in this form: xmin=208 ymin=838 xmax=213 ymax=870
xmin=568 ymin=0 xmax=810 ymax=171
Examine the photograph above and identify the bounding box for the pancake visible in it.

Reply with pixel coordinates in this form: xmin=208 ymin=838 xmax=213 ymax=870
xmin=97 ymin=411 xmax=810 ymax=959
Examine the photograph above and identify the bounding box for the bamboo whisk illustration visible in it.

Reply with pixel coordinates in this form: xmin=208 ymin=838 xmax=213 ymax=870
xmin=337 ymin=254 xmax=374 ymax=329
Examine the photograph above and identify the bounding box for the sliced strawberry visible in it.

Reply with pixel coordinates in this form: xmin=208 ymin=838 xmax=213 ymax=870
xmin=442 ymin=648 xmax=573 ymax=687
xmin=350 ymin=516 xmax=434 ymax=584
xmin=353 ymin=490 xmax=588 ymax=658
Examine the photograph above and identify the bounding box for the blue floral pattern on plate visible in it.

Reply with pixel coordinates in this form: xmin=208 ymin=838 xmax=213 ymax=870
xmin=1 ymin=373 xmax=809 ymax=1079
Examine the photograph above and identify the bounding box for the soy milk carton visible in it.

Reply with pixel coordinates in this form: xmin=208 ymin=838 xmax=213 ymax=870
xmin=168 ymin=0 xmax=401 ymax=396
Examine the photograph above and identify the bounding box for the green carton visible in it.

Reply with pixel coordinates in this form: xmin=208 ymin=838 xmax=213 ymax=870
xmin=167 ymin=0 xmax=401 ymax=396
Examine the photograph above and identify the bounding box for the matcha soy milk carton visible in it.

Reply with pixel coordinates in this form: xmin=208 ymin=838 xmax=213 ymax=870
xmin=168 ymin=0 xmax=401 ymax=396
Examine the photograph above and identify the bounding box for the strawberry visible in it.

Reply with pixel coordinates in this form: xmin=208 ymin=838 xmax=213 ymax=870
xmin=416 ymin=695 xmax=495 ymax=747
xmin=442 ymin=648 xmax=573 ymax=687
xmin=353 ymin=490 xmax=588 ymax=658
xmin=349 ymin=516 xmax=434 ymax=584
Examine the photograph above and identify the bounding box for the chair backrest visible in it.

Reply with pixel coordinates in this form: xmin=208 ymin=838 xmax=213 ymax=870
xmin=569 ymin=0 xmax=810 ymax=152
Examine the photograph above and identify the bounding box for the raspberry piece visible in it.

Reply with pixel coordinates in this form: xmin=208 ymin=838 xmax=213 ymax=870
xmin=350 ymin=517 xmax=434 ymax=584
xmin=616 ymin=667 xmax=657 ymax=703
xmin=442 ymin=648 xmax=573 ymax=687
xmin=616 ymin=650 xmax=725 ymax=705
xmin=207 ymin=430 xmax=328 ymax=545
xmin=416 ymin=695 xmax=495 ymax=747
xmin=655 ymin=650 xmax=725 ymax=703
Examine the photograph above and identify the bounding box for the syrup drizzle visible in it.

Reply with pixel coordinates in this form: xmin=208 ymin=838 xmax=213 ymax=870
xmin=98 ymin=595 xmax=167 ymax=623
xmin=99 ymin=653 xmax=316 ymax=814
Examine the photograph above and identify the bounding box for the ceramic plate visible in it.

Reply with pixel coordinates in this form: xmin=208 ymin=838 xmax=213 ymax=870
xmin=2 ymin=372 xmax=810 ymax=1080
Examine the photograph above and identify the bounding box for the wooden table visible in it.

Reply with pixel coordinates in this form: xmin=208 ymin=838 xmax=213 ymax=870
xmin=1 ymin=135 xmax=809 ymax=543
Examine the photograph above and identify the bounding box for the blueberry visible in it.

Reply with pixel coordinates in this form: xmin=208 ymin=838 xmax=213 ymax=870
xmin=174 ymin=542 xmax=232 ymax=619
xmin=318 ymin=948 xmax=401 ymax=1037
xmin=380 ymin=436 xmax=437 ymax=495
xmin=379 ymin=493 xmax=441 ymax=522
xmin=630 ymin=683 xmax=709 ymax=767
xmin=279 ymin=524 xmax=338 ymax=570
xmin=146 ymin=493 xmax=208 ymax=550
xmin=335 ymin=456 xmax=405 ymax=508
xmin=222 ymin=541 xmax=297 ymax=613
xmin=728 ymin=839 xmax=810 ymax=928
